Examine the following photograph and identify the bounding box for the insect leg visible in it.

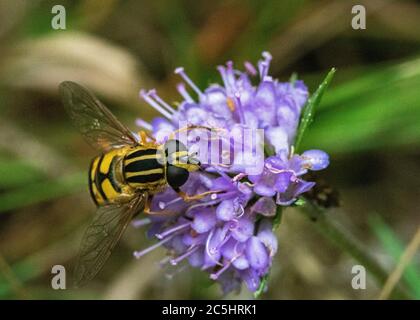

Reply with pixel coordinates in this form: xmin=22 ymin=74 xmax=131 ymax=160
xmin=143 ymin=196 xmax=153 ymax=213
xmin=175 ymin=189 xmax=224 ymax=202
xmin=138 ymin=130 xmax=157 ymax=144
xmin=143 ymin=195 xmax=168 ymax=215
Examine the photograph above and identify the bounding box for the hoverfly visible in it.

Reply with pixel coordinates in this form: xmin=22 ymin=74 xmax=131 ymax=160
xmin=60 ymin=81 xmax=215 ymax=286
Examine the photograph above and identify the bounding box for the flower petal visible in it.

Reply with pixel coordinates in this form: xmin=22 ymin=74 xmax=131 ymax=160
xmin=250 ymin=197 xmax=276 ymax=217
xmin=301 ymin=149 xmax=330 ymax=171
xmin=188 ymin=250 xmax=204 ymax=267
xmin=254 ymin=182 xmax=277 ymax=197
xmin=257 ymin=220 xmax=278 ymax=257
xmin=276 ymin=180 xmax=315 ymax=205
xmin=203 ymin=228 xmax=226 ymax=268
xmin=230 ymin=216 xmax=254 ymax=242
xmin=266 ymin=126 xmax=289 ymax=155
xmin=232 ymin=255 xmax=249 ymax=270
xmin=191 ymin=209 xmax=217 ymax=233
xmin=274 ymin=171 xmax=293 ymax=193
xmin=254 ymin=81 xmax=277 ymax=127
xmin=240 ymin=268 xmax=261 ymax=292
xmin=151 ymin=117 xmax=175 ymax=142
xmin=246 ymin=236 xmax=269 ymax=270
xmin=216 ymin=199 xmax=237 ymax=221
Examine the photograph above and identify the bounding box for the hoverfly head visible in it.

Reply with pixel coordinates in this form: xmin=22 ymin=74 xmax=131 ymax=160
xmin=164 ymin=139 xmax=201 ymax=189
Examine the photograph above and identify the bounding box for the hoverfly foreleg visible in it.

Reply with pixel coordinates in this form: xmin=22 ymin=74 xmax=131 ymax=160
xmin=138 ymin=130 xmax=157 ymax=145
xmin=143 ymin=195 xmax=168 ymax=215
xmin=175 ymin=189 xmax=225 ymax=202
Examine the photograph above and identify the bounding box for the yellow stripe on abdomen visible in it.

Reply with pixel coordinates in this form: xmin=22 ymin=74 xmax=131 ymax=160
xmin=124 ymin=153 xmax=162 ymax=165
xmin=125 ymin=168 xmax=164 ymax=178
xmin=92 ymin=183 xmax=105 ymax=205
xmin=100 ymin=151 xmax=118 ymax=174
xmin=101 ymin=178 xmax=120 ymax=200
xmin=90 ymin=156 xmax=100 ymax=182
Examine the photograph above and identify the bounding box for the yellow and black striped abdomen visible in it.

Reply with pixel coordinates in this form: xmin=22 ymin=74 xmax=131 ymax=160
xmin=88 ymin=149 xmax=125 ymax=206
xmin=123 ymin=147 xmax=166 ymax=190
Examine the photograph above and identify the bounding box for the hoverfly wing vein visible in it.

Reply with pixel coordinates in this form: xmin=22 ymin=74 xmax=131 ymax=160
xmin=73 ymin=193 xmax=147 ymax=287
xmin=59 ymin=81 xmax=138 ymax=152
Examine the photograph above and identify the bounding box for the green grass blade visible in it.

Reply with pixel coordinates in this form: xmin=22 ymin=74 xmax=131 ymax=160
xmin=369 ymin=215 xmax=420 ymax=299
xmin=294 ymin=68 xmax=336 ymax=152
xmin=301 ymin=57 xmax=420 ymax=153
xmin=0 ymin=157 xmax=46 ymax=189
xmin=0 ymin=172 xmax=85 ymax=213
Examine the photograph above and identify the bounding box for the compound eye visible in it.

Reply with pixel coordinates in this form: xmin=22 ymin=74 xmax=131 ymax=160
xmin=166 ymin=165 xmax=189 ymax=189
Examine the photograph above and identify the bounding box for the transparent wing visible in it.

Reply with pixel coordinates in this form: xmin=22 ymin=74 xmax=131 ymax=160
xmin=59 ymin=81 xmax=138 ymax=152
xmin=73 ymin=193 xmax=147 ymax=287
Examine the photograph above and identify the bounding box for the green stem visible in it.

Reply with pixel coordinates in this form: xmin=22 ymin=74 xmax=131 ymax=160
xmin=299 ymin=202 xmax=410 ymax=299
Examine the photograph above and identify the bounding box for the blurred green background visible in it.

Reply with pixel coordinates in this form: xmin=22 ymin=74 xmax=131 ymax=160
xmin=0 ymin=0 xmax=419 ymax=299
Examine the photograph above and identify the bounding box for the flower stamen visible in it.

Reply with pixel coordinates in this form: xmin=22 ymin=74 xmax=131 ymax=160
xmin=205 ymin=229 xmax=224 ymax=267
xmin=133 ymin=233 xmax=177 ymax=259
xmin=135 ymin=118 xmax=153 ymax=131
xmin=148 ymin=89 xmax=176 ymax=115
xmin=155 ymin=222 xmax=190 ymax=240
xmin=175 ymin=67 xmax=203 ymax=97
xmin=140 ymin=89 xmax=173 ymax=120
xmin=210 ymin=261 xmax=231 ymax=280
xmin=131 ymin=218 xmax=151 ymax=228
xmin=177 ymin=83 xmax=194 ymax=103
xmin=244 ymin=61 xmax=257 ymax=76
xmin=160 ymin=196 xmax=184 ymax=209
xmin=234 ymin=92 xmax=245 ymax=124
xmin=258 ymin=51 xmax=272 ymax=79
xmin=170 ymin=246 xmax=199 ymax=265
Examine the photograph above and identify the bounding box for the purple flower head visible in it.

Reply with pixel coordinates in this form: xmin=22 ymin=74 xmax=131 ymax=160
xmin=132 ymin=52 xmax=330 ymax=295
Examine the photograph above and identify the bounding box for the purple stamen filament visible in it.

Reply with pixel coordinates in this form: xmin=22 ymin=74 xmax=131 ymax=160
xmin=244 ymin=61 xmax=257 ymax=76
xmin=133 ymin=233 xmax=177 ymax=259
xmin=135 ymin=118 xmax=153 ymax=131
xmin=155 ymin=222 xmax=190 ymax=240
xmin=234 ymin=92 xmax=245 ymax=124
xmin=170 ymin=246 xmax=199 ymax=266
xmin=140 ymin=89 xmax=173 ymax=120
xmin=205 ymin=229 xmax=224 ymax=267
xmin=175 ymin=67 xmax=203 ymax=97
xmin=148 ymin=89 xmax=176 ymax=115
xmin=131 ymin=218 xmax=151 ymax=228
xmin=160 ymin=196 xmax=184 ymax=209
xmin=177 ymin=83 xmax=194 ymax=103
xmin=210 ymin=261 xmax=231 ymax=280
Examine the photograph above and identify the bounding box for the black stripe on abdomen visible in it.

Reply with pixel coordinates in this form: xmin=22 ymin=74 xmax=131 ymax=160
xmin=125 ymin=158 xmax=162 ymax=172
xmin=108 ymin=156 xmax=122 ymax=192
xmin=88 ymin=158 xmax=99 ymax=206
xmin=125 ymin=148 xmax=157 ymax=160
xmin=126 ymin=173 xmax=163 ymax=184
